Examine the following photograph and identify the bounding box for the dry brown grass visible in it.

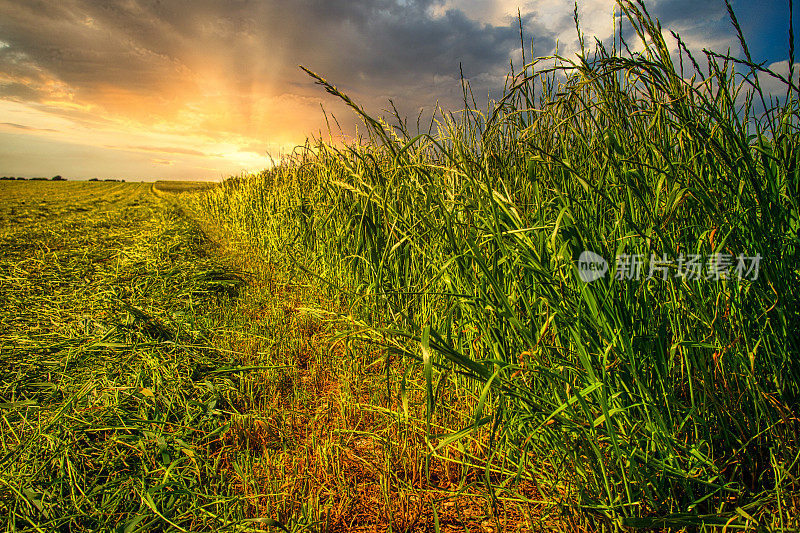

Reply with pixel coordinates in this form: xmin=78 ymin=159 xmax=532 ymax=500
xmin=197 ymin=258 xmax=561 ymax=532
xmin=175 ymin=192 xmax=576 ymax=532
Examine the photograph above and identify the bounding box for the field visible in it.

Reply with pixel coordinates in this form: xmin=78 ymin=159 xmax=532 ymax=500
xmin=2 ymin=3 xmax=800 ymax=532
xmin=153 ymin=181 xmax=219 ymax=194
xmin=0 ymin=181 xmax=530 ymax=531
xmin=0 ymin=180 xmax=254 ymax=530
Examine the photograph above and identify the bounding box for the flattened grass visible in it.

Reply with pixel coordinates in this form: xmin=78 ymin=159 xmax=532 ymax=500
xmin=0 ymin=182 xmax=250 ymax=530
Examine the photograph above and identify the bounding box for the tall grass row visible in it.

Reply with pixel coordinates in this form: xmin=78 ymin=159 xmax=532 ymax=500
xmin=190 ymin=2 xmax=800 ymax=527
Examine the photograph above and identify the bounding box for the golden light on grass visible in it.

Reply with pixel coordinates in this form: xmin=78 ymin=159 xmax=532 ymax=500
xmin=1 ymin=1 xmax=797 ymax=531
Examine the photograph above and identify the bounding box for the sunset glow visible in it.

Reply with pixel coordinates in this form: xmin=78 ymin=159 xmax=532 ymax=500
xmin=0 ymin=0 xmax=793 ymax=180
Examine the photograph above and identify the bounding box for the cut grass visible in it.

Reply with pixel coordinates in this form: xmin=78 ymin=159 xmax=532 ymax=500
xmin=0 ymin=181 xmax=251 ymax=530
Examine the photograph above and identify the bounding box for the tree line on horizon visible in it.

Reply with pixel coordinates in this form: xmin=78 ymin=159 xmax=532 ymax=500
xmin=0 ymin=176 xmax=127 ymax=182
xmin=0 ymin=175 xmax=65 ymax=181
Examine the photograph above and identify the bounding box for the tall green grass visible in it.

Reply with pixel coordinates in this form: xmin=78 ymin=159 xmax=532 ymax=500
xmin=192 ymin=1 xmax=800 ymax=528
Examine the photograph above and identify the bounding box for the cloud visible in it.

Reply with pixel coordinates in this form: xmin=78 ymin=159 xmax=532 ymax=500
xmin=0 ymin=0 xmax=789 ymax=180
xmin=0 ymin=121 xmax=57 ymax=132
xmin=0 ymin=1 xmax=763 ymax=117
xmin=643 ymin=0 xmax=734 ymax=53
xmin=109 ymin=144 xmax=215 ymax=157
xmin=759 ymin=60 xmax=800 ymax=100
xmin=0 ymin=0 xmax=540 ymax=131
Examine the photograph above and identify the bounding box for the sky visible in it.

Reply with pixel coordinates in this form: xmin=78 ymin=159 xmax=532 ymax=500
xmin=0 ymin=0 xmax=796 ymax=181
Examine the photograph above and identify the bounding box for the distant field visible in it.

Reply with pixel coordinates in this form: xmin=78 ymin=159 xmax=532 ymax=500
xmin=153 ymin=180 xmax=218 ymax=194
xmin=0 ymin=180 xmax=144 ymax=219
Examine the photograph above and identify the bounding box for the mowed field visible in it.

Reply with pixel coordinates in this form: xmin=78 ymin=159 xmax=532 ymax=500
xmin=0 ymin=180 xmax=526 ymax=532
xmin=0 ymin=180 xmax=249 ymax=530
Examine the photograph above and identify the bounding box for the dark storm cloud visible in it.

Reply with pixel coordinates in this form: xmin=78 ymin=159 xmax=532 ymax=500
xmin=646 ymin=0 xmax=729 ymax=45
xmin=0 ymin=0 xmax=550 ymax=123
xmin=2 ymin=0 xmax=779 ymax=142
